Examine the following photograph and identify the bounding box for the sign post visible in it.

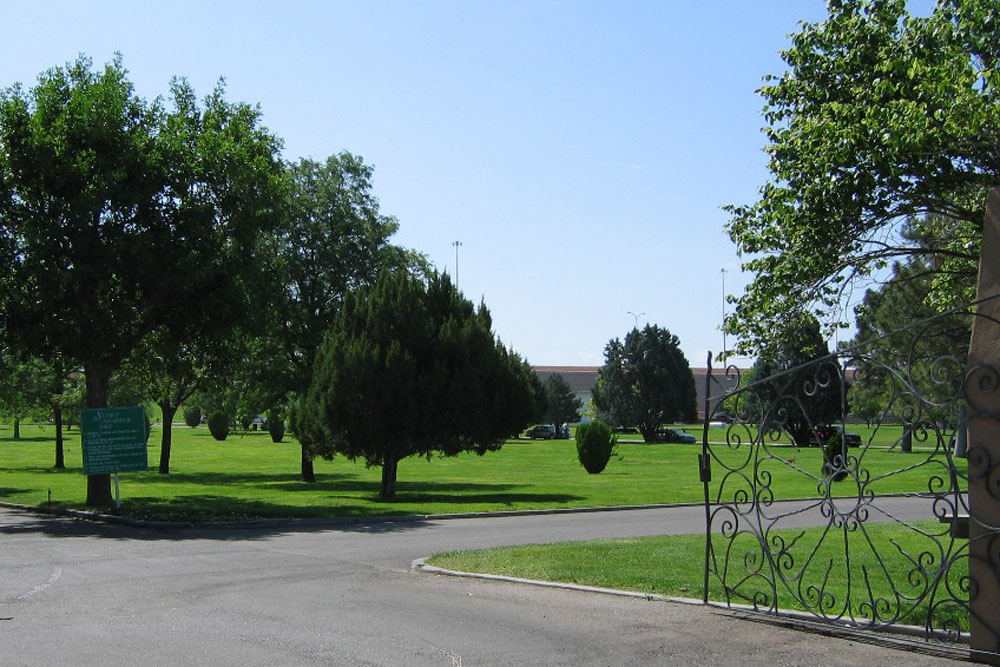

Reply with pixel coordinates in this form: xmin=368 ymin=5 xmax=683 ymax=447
xmin=81 ymin=407 xmax=148 ymax=507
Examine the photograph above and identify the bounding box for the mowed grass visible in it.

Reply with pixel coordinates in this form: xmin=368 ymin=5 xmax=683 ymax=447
xmin=0 ymin=422 xmax=964 ymax=521
xmin=428 ymin=519 xmax=970 ymax=631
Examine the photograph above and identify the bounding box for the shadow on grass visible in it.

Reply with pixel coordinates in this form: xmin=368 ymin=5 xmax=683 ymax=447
xmin=151 ymin=471 xmax=359 ymax=486
xmin=0 ymin=512 xmax=438 ymax=542
xmin=133 ymin=472 xmax=584 ymax=506
xmin=0 ymin=436 xmax=55 ymax=444
xmin=0 ymin=466 xmax=78 ymax=473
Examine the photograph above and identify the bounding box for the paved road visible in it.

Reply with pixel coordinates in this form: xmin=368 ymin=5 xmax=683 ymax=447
xmin=0 ymin=503 xmax=966 ymax=666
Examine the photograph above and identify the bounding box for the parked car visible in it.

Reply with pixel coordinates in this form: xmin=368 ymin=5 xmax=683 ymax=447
xmin=524 ymin=424 xmax=557 ymax=439
xmin=656 ymin=427 xmax=696 ymax=444
xmin=808 ymin=426 xmax=862 ymax=448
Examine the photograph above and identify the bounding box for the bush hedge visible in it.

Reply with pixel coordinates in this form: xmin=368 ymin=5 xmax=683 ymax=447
xmin=575 ymin=421 xmax=617 ymax=474
xmin=208 ymin=413 xmax=230 ymax=441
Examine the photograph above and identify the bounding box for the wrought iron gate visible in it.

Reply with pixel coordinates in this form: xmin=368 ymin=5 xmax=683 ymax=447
xmin=700 ymin=298 xmax=1000 ymax=661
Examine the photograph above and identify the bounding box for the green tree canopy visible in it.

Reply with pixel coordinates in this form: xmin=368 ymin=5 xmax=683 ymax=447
xmin=0 ymin=55 xmax=285 ymax=505
xmin=725 ymin=0 xmax=999 ymax=355
xmin=294 ymin=270 xmax=540 ymax=498
xmin=0 ymin=348 xmax=50 ymax=440
xmin=742 ymin=314 xmax=845 ymax=446
xmin=591 ymin=325 xmax=697 ymax=443
xmin=256 ymin=153 xmax=420 ymax=482
xmin=846 ymin=243 xmax=969 ymax=427
xmin=542 ymin=373 xmax=583 ymax=427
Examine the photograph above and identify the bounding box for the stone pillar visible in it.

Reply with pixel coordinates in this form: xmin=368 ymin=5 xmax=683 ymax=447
xmin=968 ymin=188 xmax=1000 ymax=662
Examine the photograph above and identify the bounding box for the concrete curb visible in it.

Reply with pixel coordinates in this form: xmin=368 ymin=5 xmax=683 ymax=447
xmin=411 ymin=558 xmax=971 ymax=659
xmin=412 ymin=556 xmax=704 ymax=605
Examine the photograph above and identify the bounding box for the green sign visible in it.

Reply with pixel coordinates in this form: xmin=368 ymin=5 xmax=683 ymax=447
xmin=81 ymin=407 xmax=148 ymax=475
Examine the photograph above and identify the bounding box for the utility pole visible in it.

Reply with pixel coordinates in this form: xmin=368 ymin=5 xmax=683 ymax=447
xmin=452 ymin=241 xmax=463 ymax=288
xmin=721 ymin=268 xmax=728 ymax=358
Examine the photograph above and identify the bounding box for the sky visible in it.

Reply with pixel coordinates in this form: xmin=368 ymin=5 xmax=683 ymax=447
xmin=0 ymin=1 xmax=920 ymax=369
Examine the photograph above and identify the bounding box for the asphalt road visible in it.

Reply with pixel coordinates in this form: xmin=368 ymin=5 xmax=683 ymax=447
xmin=0 ymin=503 xmax=967 ymax=666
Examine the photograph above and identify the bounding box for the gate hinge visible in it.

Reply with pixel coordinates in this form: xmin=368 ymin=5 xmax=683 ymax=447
xmin=698 ymin=453 xmax=712 ymax=483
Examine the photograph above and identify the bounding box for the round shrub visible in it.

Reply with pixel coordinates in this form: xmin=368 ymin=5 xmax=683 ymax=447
xmin=575 ymin=421 xmax=617 ymax=474
xmin=183 ymin=406 xmax=202 ymax=428
xmin=268 ymin=414 xmax=285 ymax=443
xmin=208 ymin=413 xmax=230 ymax=441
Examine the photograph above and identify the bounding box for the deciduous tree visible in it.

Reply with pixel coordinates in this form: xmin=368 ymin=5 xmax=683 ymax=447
xmin=265 ymin=153 xmax=418 ymax=482
xmin=0 ymin=56 xmax=284 ymax=505
xmin=725 ymin=0 xmax=999 ymax=355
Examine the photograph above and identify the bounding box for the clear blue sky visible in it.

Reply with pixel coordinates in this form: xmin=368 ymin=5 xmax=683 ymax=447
xmin=0 ymin=1 xmax=928 ymax=368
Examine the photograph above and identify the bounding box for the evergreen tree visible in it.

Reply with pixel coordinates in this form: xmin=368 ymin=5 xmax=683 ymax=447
xmin=543 ymin=373 xmax=582 ymax=433
xmin=295 ymin=271 xmax=540 ymax=498
xmin=744 ymin=314 xmax=845 ymax=446
xmin=591 ymin=325 xmax=697 ymax=443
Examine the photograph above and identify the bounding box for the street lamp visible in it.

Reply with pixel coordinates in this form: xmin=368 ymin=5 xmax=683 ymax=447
xmin=721 ymin=268 xmax=728 ymax=358
xmin=627 ymin=311 xmax=645 ymax=329
xmin=452 ymin=241 xmax=463 ymax=288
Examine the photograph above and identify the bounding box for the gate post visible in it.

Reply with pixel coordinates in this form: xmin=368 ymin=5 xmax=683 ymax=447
xmin=968 ymin=188 xmax=1000 ymax=662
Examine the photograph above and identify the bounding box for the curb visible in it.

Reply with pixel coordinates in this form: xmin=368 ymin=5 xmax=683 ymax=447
xmin=411 ymin=558 xmax=971 ymax=659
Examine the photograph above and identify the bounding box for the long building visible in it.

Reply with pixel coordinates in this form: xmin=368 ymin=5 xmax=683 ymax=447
xmin=532 ymin=365 xmax=744 ymax=422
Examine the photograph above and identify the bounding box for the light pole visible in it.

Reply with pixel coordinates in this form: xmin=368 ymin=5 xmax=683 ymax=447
xmin=452 ymin=241 xmax=463 ymax=288
xmin=627 ymin=311 xmax=645 ymax=329
xmin=721 ymin=268 xmax=728 ymax=357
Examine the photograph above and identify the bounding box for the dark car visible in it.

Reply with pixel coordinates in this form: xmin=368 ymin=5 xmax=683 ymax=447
xmin=808 ymin=426 xmax=862 ymax=448
xmin=524 ymin=424 xmax=557 ymax=439
xmin=656 ymin=427 xmax=696 ymax=444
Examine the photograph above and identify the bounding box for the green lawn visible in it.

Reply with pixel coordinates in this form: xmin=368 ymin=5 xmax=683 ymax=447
xmin=428 ymin=519 xmax=970 ymax=631
xmin=0 ymin=422 xmax=964 ymax=521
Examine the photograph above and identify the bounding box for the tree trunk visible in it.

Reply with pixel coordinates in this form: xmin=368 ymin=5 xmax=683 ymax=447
xmin=84 ymin=362 xmax=114 ymax=507
xmin=380 ymin=452 xmax=399 ymax=498
xmin=301 ymin=444 xmax=316 ymax=483
xmin=13 ymin=418 xmax=20 ymax=440
xmin=158 ymin=401 xmax=177 ymax=475
xmin=54 ymin=406 xmax=65 ymax=469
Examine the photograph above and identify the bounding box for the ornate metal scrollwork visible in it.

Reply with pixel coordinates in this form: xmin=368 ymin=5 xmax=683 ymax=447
xmin=701 ymin=300 xmax=1000 ymax=653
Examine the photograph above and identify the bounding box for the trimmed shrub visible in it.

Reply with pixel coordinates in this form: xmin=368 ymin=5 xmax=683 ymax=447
xmin=208 ymin=413 xmax=230 ymax=441
xmin=239 ymin=415 xmax=252 ymax=431
xmin=267 ymin=413 xmax=285 ymax=443
xmin=575 ymin=421 xmax=617 ymax=474
xmin=183 ymin=406 xmax=202 ymax=428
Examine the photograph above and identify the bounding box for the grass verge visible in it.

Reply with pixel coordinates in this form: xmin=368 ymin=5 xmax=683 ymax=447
xmin=427 ymin=519 xmax=970 ymax=631
xmin=0 ymin=422 xmax=965 ymax=522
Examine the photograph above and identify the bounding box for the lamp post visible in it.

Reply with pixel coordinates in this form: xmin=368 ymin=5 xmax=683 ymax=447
xmin=452 ymin=240 xmax=463 ymax=288
xmin=721 ymin=268 xmax=728 ymax=358
xmin=627 ymin=311 xmax=645 ymax=329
